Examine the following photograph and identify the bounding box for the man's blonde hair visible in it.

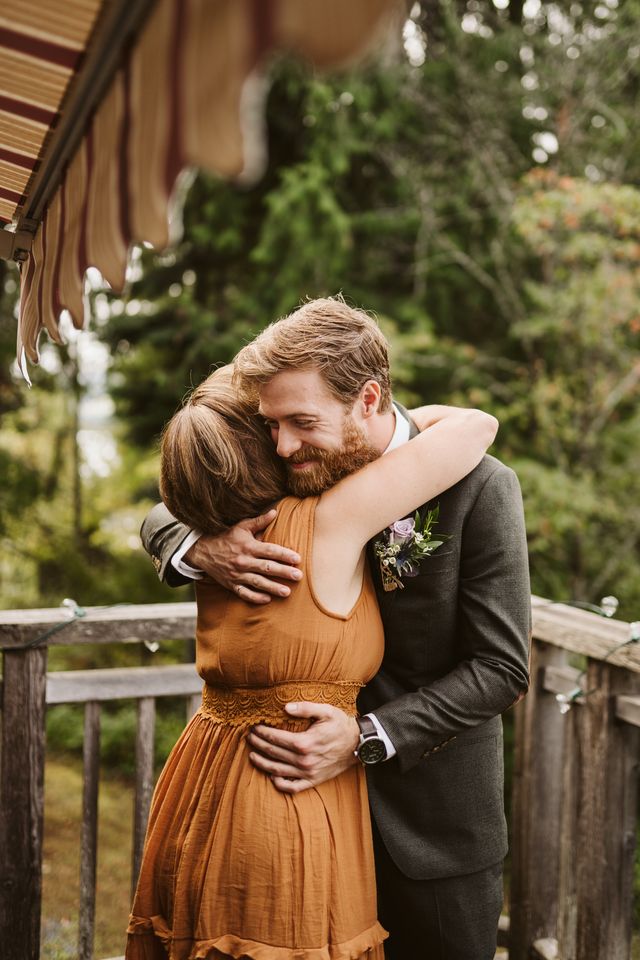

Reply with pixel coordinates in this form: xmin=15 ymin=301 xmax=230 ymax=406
xmin=160 ymin=366 xmax=286 ymax=535
xmin=234 ymin=297 xmax=392 ymax=412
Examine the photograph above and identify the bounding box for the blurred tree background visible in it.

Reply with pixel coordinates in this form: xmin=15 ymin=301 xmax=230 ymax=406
xmin=3 ymin=0 xmax=639 ymax=615
xmin=2 ymin=0 xmax=640 ymax=953
xmin=2 ymin=0 xmax=639 ymax=729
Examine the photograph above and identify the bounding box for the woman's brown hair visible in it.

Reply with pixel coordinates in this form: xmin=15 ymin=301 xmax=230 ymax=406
xmin=160 ymin=365 xmax=286 ymax=535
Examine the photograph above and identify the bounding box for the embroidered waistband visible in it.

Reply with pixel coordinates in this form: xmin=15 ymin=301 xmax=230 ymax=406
xmin=200 ymin=680 xmax=363 ymax=726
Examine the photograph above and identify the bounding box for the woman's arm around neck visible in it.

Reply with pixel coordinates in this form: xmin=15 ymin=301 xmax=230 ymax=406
xmin=316 ymin=406 xmax=498 ymax=556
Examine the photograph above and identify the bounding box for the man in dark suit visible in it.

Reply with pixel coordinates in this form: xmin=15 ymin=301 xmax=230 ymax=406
xmin=141 ymin=297 xmax=530 ymax=959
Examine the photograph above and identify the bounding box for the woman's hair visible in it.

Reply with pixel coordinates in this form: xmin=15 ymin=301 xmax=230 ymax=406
xmin=233 ymin=295 xmax=392 ymax=412
xmin=160 ymin=365 xmax=287 ymax=535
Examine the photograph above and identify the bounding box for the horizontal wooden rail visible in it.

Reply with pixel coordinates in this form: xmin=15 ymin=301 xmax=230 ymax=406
xmin=45 ymin=663 xmax=202 ymax=704
xmin=0 ymin=601 xmax=196 ymax=649
xmin=530 ymin=596 xmax=640 ymax=672
xmin=614 ymin=694 xmax=640 ymax=727
xmin=0 ymin=595 xmax=636 ymax=664
xmin=541 ymin=663 xmax=640 ymax=728
xmin=0 ymin=662 xmax=203 ymax=707
xmin=541 ymin=663 xmax=583 ymax=696
xmin=532 ymin=940 xmax=560 ymax=960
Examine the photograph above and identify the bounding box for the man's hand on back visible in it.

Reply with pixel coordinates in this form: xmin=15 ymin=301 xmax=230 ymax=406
xmin=247 ymin=702 xmax=360 ymax=793
xmin=185 ymin=509 xmax=303 ymax=604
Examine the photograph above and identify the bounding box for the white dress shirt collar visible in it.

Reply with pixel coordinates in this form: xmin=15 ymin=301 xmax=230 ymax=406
xmin=384 ymin=403 xmax=411 ymax=453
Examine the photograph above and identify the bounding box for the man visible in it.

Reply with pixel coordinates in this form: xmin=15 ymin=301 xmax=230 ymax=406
xmin=142 ymin=297 xmax=530 ymax=959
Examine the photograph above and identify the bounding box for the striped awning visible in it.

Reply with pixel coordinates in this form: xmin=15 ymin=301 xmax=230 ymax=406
xmin=0 ymin=2 xmax=103 ymax=224
xmin=0 ymin=0 xmax=403 ymax=379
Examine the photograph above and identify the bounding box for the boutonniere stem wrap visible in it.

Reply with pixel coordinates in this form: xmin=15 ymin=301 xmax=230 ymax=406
xmin=373 ymin=505 xmax=450 ymax=592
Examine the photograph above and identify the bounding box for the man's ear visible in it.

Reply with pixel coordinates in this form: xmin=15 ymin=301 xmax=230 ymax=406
xmin=359 ymin=380 xmax=382 ymax=418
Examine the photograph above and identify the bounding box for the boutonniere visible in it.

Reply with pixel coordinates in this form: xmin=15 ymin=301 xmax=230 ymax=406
xmin=373 ymin=504 xmax=450 ymax=593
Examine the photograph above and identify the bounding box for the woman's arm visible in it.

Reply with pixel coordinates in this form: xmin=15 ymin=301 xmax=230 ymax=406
xmin=316 ymin=407 xmax=498 ymax=550
xmin=409 ymin=404 xmax=474 ymax=432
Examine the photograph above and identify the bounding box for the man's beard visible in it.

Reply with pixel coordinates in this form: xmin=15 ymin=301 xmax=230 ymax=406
xmin=285 ymin=417 xmax=379 ymax=497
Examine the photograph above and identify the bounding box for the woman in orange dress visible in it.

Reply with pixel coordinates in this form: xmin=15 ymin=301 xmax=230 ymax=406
xmin=126 ymin=365 xmax=497 ymax=960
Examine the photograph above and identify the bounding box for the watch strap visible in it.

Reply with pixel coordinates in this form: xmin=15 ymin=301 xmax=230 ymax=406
xmin=356 ymin=715 xmax=377 ymax=739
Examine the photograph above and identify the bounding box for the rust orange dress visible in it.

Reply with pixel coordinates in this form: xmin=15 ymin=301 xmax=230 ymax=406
xmin=126 ymin=496 xmax=387 ymax=960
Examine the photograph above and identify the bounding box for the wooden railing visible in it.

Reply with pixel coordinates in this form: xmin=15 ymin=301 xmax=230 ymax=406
xmin=510 ymin=597 xmax=640 ymax=960
xmin=0 ymin=603 xmax=198 ymax=960
xmin=0 ymin=598 xmax=639 ymax=960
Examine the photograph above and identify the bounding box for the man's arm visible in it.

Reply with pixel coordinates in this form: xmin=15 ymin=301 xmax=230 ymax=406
xmin=247 ymin=463 xmax=530 ymax=788
xmin=140 ymin=502 xmax=303 ymax=601
xmin=141 ymin=503 xmax=193 ymax=587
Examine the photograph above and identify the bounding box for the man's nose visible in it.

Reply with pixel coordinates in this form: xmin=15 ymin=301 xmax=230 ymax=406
xmin=276 ymin=429 xmax=301 ymax=458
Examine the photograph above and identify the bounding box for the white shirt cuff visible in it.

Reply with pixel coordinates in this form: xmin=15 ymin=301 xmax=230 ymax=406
xmin=366 ymin=712 xmax=397 ymax=759
xmin=171 ymin=529 xmax=205 ymax=580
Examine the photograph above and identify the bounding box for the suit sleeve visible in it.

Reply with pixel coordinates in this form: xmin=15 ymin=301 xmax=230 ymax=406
xmin=373 ymin=465 xmax=531 ymax=773
xmin=140 ymin=502 xmax=193 ymax=587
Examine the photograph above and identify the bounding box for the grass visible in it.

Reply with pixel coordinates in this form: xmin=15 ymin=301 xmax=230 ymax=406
xmin=42 ymin=758 xmax=134 ymax=960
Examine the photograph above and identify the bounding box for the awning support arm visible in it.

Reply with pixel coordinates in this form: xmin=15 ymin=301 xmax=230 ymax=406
xmin=0 ymin=224 xmax=36 ymax=262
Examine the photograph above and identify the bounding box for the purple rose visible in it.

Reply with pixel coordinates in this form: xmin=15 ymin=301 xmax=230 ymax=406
xmin=389 ymin=518 xmax=415 ymax=544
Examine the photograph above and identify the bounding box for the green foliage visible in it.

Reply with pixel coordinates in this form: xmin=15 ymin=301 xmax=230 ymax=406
xmin=89 ymin=0 xmax=640 ymax=619
xmin=46 ymin=700 xmax=187 ymax=778
xmin=505 ymin=171 xmax=640 ymax=605
xmin=0 ymin=447 xmax=41 ymax=535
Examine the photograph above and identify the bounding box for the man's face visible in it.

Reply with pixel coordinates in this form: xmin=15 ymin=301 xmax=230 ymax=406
xmin=258 ymin=369 xmax=379 ymax=496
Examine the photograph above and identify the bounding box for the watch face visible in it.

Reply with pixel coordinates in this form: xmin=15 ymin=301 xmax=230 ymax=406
xmin=358 ymin=737 xmax=387 ymax=765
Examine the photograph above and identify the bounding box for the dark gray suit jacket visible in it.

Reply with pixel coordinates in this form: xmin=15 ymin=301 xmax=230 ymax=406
xmin=360 ymin=414 xmax=530 ymax=879
xmin=141 ymin=409 xmax=531 ymax=881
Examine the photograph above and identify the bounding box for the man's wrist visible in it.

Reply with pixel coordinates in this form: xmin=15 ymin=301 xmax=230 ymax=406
xmin=366 ymin=713 xmax=396 ymax=760
xmin=354 ymin=714 xmax=393 ymax=765
xmin=347 ymin=717 xmax=360 ymax=767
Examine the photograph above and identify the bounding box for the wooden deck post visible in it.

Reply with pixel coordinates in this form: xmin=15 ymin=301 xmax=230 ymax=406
xmin=0 ymin=646 xmax=48 ymax=960
xmin=78 ymin=700 xmax=101 ymax=960
xmin=131 ymin=697 xmax=156 ymax=900
xmin=509 ymin=640 xmax=570 ymax=960
xmin=555 ymin=705 xmax=579 ymax=960
xmin=573 ymin=661 xmax=640 ymax=960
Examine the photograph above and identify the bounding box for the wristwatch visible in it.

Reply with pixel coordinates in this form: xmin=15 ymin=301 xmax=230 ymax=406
xmin=354 ymin=715 xmax=387 ymax=765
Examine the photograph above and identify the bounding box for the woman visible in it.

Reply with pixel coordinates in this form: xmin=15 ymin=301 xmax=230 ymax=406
xmin=126 ymin=364 xmax=497 ymax=960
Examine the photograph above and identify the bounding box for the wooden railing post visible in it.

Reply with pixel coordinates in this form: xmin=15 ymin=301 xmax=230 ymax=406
xmin=78 ymin=700 xmax=101 ymax=960
xmin=509 ymin=640 xmax=569 ymax=960
xmin=555 ymin=704 xmax=579 ymax=960
xmin=131 ymin=697 xmax=156 ymax=900
xmin=0 ymin=646 xmax=48 ymax=960
xmin=573 ymin=661 xmax=640 ymax=960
